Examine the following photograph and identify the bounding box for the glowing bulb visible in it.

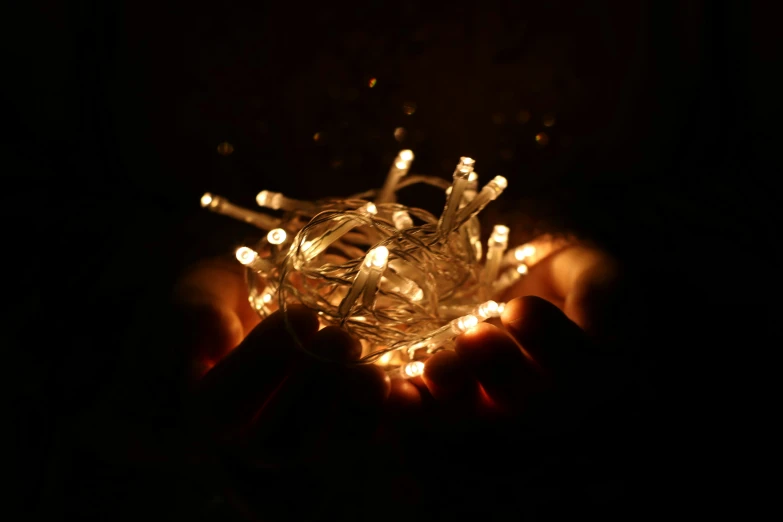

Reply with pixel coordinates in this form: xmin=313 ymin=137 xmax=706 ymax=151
xmin=490 ymin=225 xmax=510 ymax=245
xmin=364 ymin=203 xmax=378 ymax=215
xmin=460 ymin=157 xmax=476 ymax=167
xmin=404 ymin=361 xmax=425 ymax=378
xmin=378 ymin=352 xmax=393 ymax=365
xmin=267 ymin=228 xmax=287 ymax=245
xmin=514 ymin=244 xmax=536 ymax=261
xmin=392 ymin=210 xmax=413 ymax=229
xmin=364 ymin=246 xmax=389 ymax=269
xmin=262 ymin=292 xmax=273 ymax=304
xmin=493 ymin=176 xmax=508 ymax=191
xmin=455 ymin=314 xmax=479 ymax=334
xmin=475 ymin=300 xmax=499 ymax=320
xmin=468 ymin=172 xmax=478 ymax=182
xmin=517 ymin=264 xmax=529 ymax=274
xmin=497 ymin=302 xmax=506 ymax=315
xmin=399 ymin=149 xmax=414 ymax=162
xmin=200 ymin=193 xmax=214 ymax=207
xmin=235 ymin=247 xmax=258 ymax=265
xmin=256 ymin=190 xmax=284 ymax=209
xmin=256 ymin=190 xmax=270 ymax=206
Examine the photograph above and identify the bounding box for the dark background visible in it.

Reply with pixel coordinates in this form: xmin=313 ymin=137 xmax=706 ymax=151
xmin=6 ymin=0 xmax=777 ymax=519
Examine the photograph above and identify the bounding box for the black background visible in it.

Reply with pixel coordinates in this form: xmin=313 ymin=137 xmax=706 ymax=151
xmin=6 ymin=0 xmax=777 ymax=519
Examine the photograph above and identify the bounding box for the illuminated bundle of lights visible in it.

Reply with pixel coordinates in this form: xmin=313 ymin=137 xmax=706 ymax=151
xmin=200 ymin=151 xmax=536 ymax=378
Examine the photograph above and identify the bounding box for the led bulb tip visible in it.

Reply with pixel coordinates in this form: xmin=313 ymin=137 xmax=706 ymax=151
xmin=378 ymin=352 xmax=394 ymax=366
xmin=200 ymin=193 xmax=213 ymax=207
xmin=491 ymin=224 xmax=510 ymax=241
xmin=399 ymin=149 xmax=414 ymax=162
xmin=493 ymin=176 xmax=508 ymax=190
xmin=365 ymin=246 xmax=390 ymax=269
xmin=404 ymin=360 xmax=425 ymax=378
xmin=235 ymin=246 xmax=258 ymax=265
xmin=267 ymin=228 xmax=287 ymax=245
xmin=364 ymin=202 xmax=378 ymax=215
xmin=456 ymin=314 xmax=479 ymax=333
xmin=517 ymin=264 xmax=529 ymax=274
xmin=514 ymin=244 xmax=536 ymax=261
xmin=256 ymin=190 xmax=269 ymax=206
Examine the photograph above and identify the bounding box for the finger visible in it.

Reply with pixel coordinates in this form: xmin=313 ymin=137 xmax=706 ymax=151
xmin=172 ymin=259 xmax=261 ymax=359
xmin=455 ymin=323 xmax=546 ymax=414
xmin=193 ymin=305 xmax=319 ymax=434
xmin=422 ymin=350 xmax=480 ymax=405
xmin=245 ymin=326 xmax=366 ymax=466
xmin=503 ymin=246 xmax=619 ymax=335
xmin=324 ymin=363 xmax=390 ymax=457
xmin=308 ymin=326 xmax=363 ymax=363
xmin=307 ymin=326 xmax=390 ymax=410
xmin=501 ymin=296 xmax=590 ymax=379
xmin=249 ymin=325 xmax=390 ymax=463
xmin=514 ymin=234 xmax=574 ymax=267
xmin=385 ymin=378 xmax=422 ymax=415
xmin=501 ymin=296 xmax=599 ymax=429
xmin=377 ymin=378 xmax=423 ymax=460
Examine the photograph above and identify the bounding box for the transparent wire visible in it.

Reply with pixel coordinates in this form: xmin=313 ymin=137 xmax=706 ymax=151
xmin=202 ymin=155 xmax=527 ymax=373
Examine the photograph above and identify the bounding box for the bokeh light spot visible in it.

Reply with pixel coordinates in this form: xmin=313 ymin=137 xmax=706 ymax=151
xmin=216 ymin=142 xmax=234 ymax=156
xmin=535 ymin=132 xmax=549 ymax=147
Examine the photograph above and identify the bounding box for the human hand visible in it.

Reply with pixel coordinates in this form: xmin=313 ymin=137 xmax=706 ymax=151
xmin=393 ymin=236 xmax=623 ymax=432
xmin=172 ymin=260 xmax=389 ymax=465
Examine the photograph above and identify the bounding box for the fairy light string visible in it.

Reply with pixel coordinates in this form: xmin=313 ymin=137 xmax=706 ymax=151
xmin=201 ymin=151 xmax=535 ymax=378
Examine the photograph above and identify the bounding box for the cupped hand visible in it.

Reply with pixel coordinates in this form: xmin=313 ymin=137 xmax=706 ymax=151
xmin=172 ymin=260 xmax=390 ymax=466
xmin=400 ymin=236 xmax=623 ymax=427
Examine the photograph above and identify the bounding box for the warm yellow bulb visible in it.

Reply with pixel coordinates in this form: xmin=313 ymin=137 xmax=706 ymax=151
xmin=476 ymin=300 xmax=499 ymax=319
xmin=262 ymin=292 xmax=273 ymax=303
xmin=256 ymin=190 xmax=270 ymax=206
xmin=456 ymin=314 xmax=479 ymax=333
xmin=267 ymin=228 xmax=287 ymax=245
xmin=200 ymin=193 xmax=213 ymax=207
xmin=392 ymin=210 xmax=413 ymax=229
xmin=364 ymin=202 xmax=378 ymax=215
xmin=468 ymin=172 xmax=478 ymax=182
xmin=378 ymin=352 xmax=393 ymax=365
xmin=514 ymin=244 xmax=536 ymax=261
xmin=490 ymin=225 xmax=510 ymax=244
xmin=517 ymin=264 xmax=529 ymax=274
xmin=365 ymin=246 xmax=389 ymax=269
xmin=404 ymin=361 xmax=425 ymax=378
xmin=399 ymin=149 xmax=414 ymax=162
xmin=493 ymin=176 xmax=508 ymax=190
xmin=235 ymin=246 xmax=258 ymax=265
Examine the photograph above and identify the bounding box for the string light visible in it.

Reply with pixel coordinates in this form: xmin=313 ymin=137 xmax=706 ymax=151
xmin=267 ymin=228 xmax=287 ymax=245
xmin=200 ymin=151 xmax=533 ymax=375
